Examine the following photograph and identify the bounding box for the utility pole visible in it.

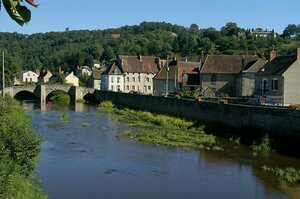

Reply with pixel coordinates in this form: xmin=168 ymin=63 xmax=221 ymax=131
xmin=2 ymin=51 xmax=4 ymax=99
xmin=165 ymin=55 xmax=169 ymax=95
xmin=199 ymin=50 xmax=203 ymax=95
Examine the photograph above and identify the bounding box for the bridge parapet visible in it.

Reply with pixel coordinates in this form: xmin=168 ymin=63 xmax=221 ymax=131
xmin=4 ymin=84 xmax=95 ymax=103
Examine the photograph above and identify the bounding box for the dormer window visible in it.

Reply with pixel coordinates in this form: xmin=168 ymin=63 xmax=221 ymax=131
xmin=113 ymin=69 xmax=118 ymax=74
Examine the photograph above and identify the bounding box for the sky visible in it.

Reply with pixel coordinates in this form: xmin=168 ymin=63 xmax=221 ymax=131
xmin=0 ymin=0 xmax=299 ymax=35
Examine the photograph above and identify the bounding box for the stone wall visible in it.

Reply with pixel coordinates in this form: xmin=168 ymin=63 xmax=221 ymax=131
xmin=96 ymin=91 xmax=300 ymax=138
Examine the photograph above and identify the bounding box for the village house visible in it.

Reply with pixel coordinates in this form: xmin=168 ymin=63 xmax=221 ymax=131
xmin=255 ymin=48 xmax=300 ymax=105
xmin=19 ymin=70 xmax=39 ymax=84
xmin=87 ymin=69 xmax=105 ymax=90
xmin=101 ymin=63 xmax=124 ymax=92
xmin=38 ymin=70 xmax=53 ymax=83
xmin=76 ymin=66 xmax=92 ymax=77
xmin=65 ymin=72 xmax=79 ymax=86
xmin=101 ymin=55 xmax=161 ymax=94
xmin=120 ymin=55 xmax=161 ymax=94
xmin=200 ymin=55 xmax=264 ymax=97
xmin=153 ymin=58 xmax=201 ymax=95
xmin=49 ymin=71 xmax=79 ymax=86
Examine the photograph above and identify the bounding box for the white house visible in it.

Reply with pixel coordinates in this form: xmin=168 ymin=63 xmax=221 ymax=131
xmin=101 ymin=63 xmax=124 ymax=92
xmin=119 ymin=55 xmax=161 ymax=94
xmin=19 ymin=71 xmax=39 ymax=83
xmin=65 ymin=72 xmax=79 ymax=86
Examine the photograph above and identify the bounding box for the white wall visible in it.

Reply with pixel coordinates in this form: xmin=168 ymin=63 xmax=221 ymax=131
xmin=19 ymin=71 xmax=39 ymax=83
xmin=101 ymin=74 xmax=124 ymax=92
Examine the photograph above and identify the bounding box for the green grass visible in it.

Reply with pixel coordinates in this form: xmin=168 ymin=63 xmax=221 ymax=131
xmin=81 ymin=122 xmax=91 ymax=127
xmin=2 ymin=172 xmax=47 ymax=199
xmin=262 ymin=165 xmax=300 ymax=184
xmin=99 ymin=101 xmax=221 ymax=151
xmin=59 ymin=113 xmax=69 ymax=122
xmin=252 ymin=134 xmax=272 ymax=152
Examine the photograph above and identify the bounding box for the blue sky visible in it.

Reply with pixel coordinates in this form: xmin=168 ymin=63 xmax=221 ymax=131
xmin=0 ymin=0 xmax=299 ymax=34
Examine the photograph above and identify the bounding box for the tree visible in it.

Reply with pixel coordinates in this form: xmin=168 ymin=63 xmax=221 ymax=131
xmin=221 ymin=22 xmax=242 ymax=37
xmin=282 ymin=24 xmax=300 ymax=38
xmin=1 ymin=0 xmax=38 ymax=26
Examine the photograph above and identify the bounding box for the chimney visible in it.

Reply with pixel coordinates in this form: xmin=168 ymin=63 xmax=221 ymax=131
xmin=269 ymin=50 xmax=276 ymax=61
xmin=297 ymin=48 xmax=300 ymax=60
xmin=261 ymin=52 xmax=266 ymax=60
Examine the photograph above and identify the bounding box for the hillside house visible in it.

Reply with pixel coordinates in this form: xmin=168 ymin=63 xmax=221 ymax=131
xmin=200 ymin=55 xmax=263 ymax=97
xmin=255 ymin=48 xmax=300 ymax=105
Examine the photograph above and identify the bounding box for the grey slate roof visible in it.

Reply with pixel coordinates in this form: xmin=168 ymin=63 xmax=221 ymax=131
xmin=258 ymin=56 xmax=296 ymax=75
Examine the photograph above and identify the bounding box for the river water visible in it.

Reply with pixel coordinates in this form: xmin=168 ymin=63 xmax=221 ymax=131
xmin=23 ymin=102 xmax=300 ymax=199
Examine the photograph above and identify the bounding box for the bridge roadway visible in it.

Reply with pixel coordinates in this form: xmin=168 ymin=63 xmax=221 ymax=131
xmin=3 ymin=84 xmax=95 ymax=103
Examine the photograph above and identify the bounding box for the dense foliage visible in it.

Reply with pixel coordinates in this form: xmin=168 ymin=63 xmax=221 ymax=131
xmin=0 ymin=96 xmax=46 ymax=198
xmin=0 ymin=22 xmax=300 ymax=83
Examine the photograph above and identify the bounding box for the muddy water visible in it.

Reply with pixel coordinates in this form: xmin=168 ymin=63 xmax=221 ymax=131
xmin=23 ymin=102 xmax=300 ymax=199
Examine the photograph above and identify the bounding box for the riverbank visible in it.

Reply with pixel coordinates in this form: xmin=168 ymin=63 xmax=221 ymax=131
xmin=98 ymin=101 xmax=300 ymax=185
xmin=0 ymin=97 xmax=47 ymax=199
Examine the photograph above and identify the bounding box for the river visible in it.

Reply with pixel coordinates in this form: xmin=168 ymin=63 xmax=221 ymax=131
xmin=23 ymin=102 xmax=300 ymax=199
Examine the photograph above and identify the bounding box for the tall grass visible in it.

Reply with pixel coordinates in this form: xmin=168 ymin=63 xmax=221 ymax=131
xmin=99 ymin=101 xmax=221 ymax=151
xmin=262 ymin=165 xmax=300 ymax=184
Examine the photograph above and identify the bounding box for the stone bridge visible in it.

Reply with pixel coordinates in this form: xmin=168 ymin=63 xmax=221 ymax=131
xmin=3 ymin=84 xmax=95 ymax=103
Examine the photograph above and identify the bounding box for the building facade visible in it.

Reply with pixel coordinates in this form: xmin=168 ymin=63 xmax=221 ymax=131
xmin=153 ymin=59 xmax=201 ymax=95
xmin=101 ymin=64 xmax=124 ymax=92
xmin=255 ymin=48 xmax=300 ymax=105
xmin=19 ymin=71 xmax=39 ymax=83
xmin=200 ymin=55 xmax=261 ymax=97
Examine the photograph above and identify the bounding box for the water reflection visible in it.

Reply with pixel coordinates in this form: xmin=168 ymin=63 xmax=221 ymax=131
xmin=23 ymin=102 xmax=300 ymax=199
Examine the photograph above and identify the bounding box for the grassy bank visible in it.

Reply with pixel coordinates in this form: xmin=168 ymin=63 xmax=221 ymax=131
xmin=98 ymin=101 xmax=222 ymax=151
xmin=262 ymin=166 xmax=300 ymax=184
xmin=0 ymin=97 xmax=47 ymax=199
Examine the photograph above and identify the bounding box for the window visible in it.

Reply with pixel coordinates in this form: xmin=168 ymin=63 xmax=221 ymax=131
xmin=111 ymin=85 xmax=114 ymax=91
xmin=262 ymin=79 xmax=268 ymax=94
xmin=126 ymin=77 xmax=130 ymax=82
xmin=146 ymin=77 xmax=150 ymax=82
xmin=138 ymin=76 xmax=141 ymax=82
xmin=126 ymin=85 xmax=129 ymax=90
xmin=117 ymin=77 xmax=120 ymax=83
xmin=211 ymin=75 xmax=216 ymax=85
xmin=272 ymin=78 xmax=279 ymax=91
xmin=111 ymin=77 xmax=114 ymax=83
xmin=132 ymin=85 xmax=135 ymax=91
xmin=132 ymin=77 xmax=136 ymax=82
xmin=30 ymin=78 xmax=32 ymax=82
xmin=148 ymin=86 xmax=151 ymax=91
xmin=144 ymin=86 xmax=147 ymax=92
xmin=117 ymin=85 xmax=121 ymax=91
xmin=27 ymin=73 xmax=30 ymax=77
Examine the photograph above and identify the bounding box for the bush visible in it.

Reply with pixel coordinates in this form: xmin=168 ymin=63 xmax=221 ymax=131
xmin=0 ymin=96 xmax=46 ymax=198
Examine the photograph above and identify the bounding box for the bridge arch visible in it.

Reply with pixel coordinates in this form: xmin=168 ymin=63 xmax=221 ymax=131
xmin=14 ymin=90 xmax=39 ymax=101
xmin=83 ymin=93 xmax=97 ymax=103
xmin=46 ymin=90 xmax=71 ymax=103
